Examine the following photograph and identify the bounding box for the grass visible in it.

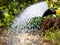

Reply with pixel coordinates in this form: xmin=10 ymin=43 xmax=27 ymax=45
xmin=42 ymin=29 xmax=60 ymax=45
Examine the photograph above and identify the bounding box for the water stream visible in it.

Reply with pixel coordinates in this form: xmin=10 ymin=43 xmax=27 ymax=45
xmin=7 ymin=1 xmax=48 ymax=45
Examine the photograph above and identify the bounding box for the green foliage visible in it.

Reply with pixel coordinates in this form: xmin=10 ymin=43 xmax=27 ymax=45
xmin=27 ymin=17 xmax=45 ymax=30
xmin=0 ymin=0 xmax=40 ymax=27
xmin=42 ymin=30 xmax=60 ymax=45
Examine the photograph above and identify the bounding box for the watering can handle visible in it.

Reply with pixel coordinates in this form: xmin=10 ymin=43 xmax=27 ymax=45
xmin=56 ymin=10 xmax=60 ymax=14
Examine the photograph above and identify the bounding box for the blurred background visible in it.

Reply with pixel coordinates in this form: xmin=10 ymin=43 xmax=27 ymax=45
xmin=0 ymin=0 xmax=60 ymax=45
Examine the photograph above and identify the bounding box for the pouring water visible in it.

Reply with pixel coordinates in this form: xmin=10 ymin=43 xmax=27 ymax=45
xmin=8 ymin=1 xmax=48 ymax=34
xmin=7 ymin=1 xmax=49 ymax=45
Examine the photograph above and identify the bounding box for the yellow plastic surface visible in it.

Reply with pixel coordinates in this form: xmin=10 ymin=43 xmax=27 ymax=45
xmin=56 ymin=10 xmax=60 ymax=14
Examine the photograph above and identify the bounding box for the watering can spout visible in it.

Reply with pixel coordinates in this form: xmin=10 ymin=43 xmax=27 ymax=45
xmin=43 ymin=9 xmax=60 ymax=17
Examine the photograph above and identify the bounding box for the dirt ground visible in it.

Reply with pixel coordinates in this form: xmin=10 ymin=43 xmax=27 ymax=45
xmin=0 ymin=31 xmax=57 ymax=45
